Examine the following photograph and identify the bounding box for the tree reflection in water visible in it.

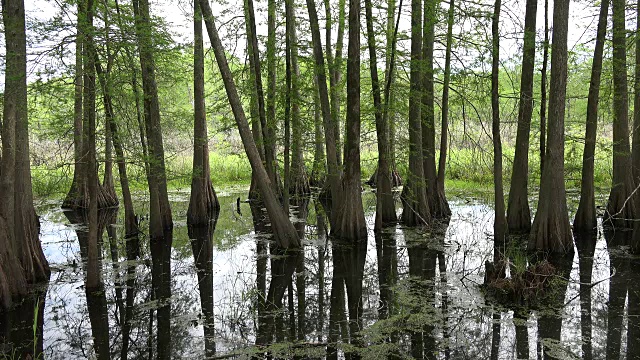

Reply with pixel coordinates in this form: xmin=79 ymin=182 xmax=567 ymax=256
xmin=4 ymin=193 xmax=640 ymax=359
xmin=189 ymin=212 xmax=219 ymax=358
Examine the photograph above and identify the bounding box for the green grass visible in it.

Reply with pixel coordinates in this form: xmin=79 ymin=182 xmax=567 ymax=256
xmin=29 ymin=143 xmax=615 ymax=201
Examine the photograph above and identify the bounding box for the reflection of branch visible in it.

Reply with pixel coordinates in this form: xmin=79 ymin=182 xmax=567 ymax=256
xmin=562 ymin=266 xmax=617 ymax=307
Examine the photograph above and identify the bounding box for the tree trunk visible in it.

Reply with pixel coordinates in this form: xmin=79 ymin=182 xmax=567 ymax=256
xmin=311 ymin=76 xmax=326 ymax=187
xmin=247 ymin=4 xmax=265 ymax=202
xmin=99 ymin=8 xmax=117 ymax=207
xmin=633 ymin=0 xmax=640 ymax=181
xmin=574 ymin=0 xmax=609 ymax=233
xmin=401 ymin=0 xmax=431 ymax=227
xmin=102 ymin=111 xmax=117 ymax=204
xmin=329 ymin=0 xmax=346 ymax=171
xmin=95 ymin=53 xmax=138 ymax=242
xmin=606 ymin=0 xmax=638 ymax=228
xmin=284 ymin=17 xmax=292 ymax=215
xmin=65 ymin=14 xmax=84 ymax=210
xmin=507 ymin=0 xmax=537 ymax=234
xmin=305 ymin=0 xmax=342 ymax=220
xmin=435 ymin=0 xmax=454 ymax=218
xmin=188 ymin=0 xmax=220 ymax=225
xmin=333 ymin=0 xmax=367 ymax=241
xmin=365 ymin=0 xmax=396 ymax=230
xmin=492 ymin=0 xmax=507 ymax=243
xmin=63 ymin=0 xmax=118 ymax=211
xmin=528 ymin=0 xmax=573 ymax=253
xmin=0 ymin=0 xmax=50 ymax=309
xmin=540 ymin=0 xmax=549 ymax=174
xmin=250 ymin=0 xmax=279 ymax=193
xmin=199 ymin=0 xmax=300 ymax=249
xmin=422 ymin=0 xmax=448 ymax=219
xmin=286 ymin=0 xmax=310 ymax=197
xmin=385 ymin=0 xmax=397 ymax=174
xmin=384 ymin=0 xmax=403 ymax=188
xmin=132 ymin=0 xmax=173 ymax=237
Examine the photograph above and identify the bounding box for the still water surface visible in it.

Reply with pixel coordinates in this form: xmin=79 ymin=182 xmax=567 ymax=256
xmin=1 ymin=187 xmax=638 ymax=359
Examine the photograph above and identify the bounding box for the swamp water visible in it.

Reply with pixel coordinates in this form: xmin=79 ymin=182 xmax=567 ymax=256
xmin=1 ymin=187 xmax=639 ymax=359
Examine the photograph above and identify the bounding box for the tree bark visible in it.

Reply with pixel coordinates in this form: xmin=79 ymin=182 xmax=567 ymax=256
xmin=540 ymin=0 xmax=549 ymax=174
xmin=574 ymin=0 xmax=609 ymax=233
xmin=605 ymin=0 xmax=639 ymax=228
xmin=422 ymin=0 xmax=449 ymax=219
xmin=188 ymin=0 xmax=220 ymax=225
xmin=247 ymin=3 xmax=265 ymax=202
xmin=305 ymin=0 xmax=342 ymax=220
xmin=248 ymin=0 xmax=279 ymax=194
xmin=284 ymin=17 xmax=292 ymax=215
xmin=333 ymin=0 xmax=367 ymax=240
xmin=311 ymin=76 xmax=326 ymax=187
xmin=633 ymin=0 xmax=640 ymax=181
xmin=65 ymin=13 xmax=84 ymax=210
xmin=95 ymin=52 xmax=139 ymax=242
xmin=402 ymin=0 xmax=431 ymax=227
xmin=329 ymin=0 xmax=346 ymax=171
xmin=63 ymin=0 xmax=118 ymax=211
xmin=435 ymin=0 xmax=454 ymax=218
xmin=132 ymin=0 xmax=173 ymax=237
xmin=0 ymin=0 xmax=50 ymax=309
xmin=492 ymin=0 xmax=507 ymax=243
xmin=365 ymin=0 xmax=396 ymax=230
xmin=199 ymin=0 xmax=300 ymax=249
xmin=286 ymin=0 xmax=310 ymax=197
xmin=114 ymin=0 xmax=151 ymax=182
xmin=99 ymin=6 xmax=117 ymax=207
xmin=507 ymin=0 xmax=537 ymax=234
xmin=528 ymin=0 xmax=573 ymax=253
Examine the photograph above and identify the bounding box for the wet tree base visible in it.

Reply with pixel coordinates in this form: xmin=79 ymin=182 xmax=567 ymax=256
xmin=365 ymin=168 xmax=403 ymax=188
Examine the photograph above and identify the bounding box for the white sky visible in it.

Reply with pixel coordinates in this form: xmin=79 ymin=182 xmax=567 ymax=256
xmin=17 ymin=0 xmax=614 ymax=83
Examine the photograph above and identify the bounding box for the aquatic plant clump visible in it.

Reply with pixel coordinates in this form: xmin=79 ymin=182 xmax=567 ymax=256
xmin=484 ymin=259 xmax=562 ymax=305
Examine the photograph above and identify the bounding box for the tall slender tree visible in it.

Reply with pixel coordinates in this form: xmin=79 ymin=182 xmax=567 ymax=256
xmin=529 ymin=0 xmax=573 ymax=253
xmin=286 ymin=0 xmax=310 ymax=196
xmin=365 ymin=0 xmax=396 ymax=230
xmin=66 ymin=10 xmax=84 ymax=209
xmin=507 ymin=0 xmax=538 ymax=233
xmin=311 ymin=76 xmax=326 ymax=187
xmin=63 ymin=0 xmax=118 ymax=210
xmin=199 ymin=0 xmax=300 ymax=249
xmin=246 ymin=0 xmax=265 ymax=201
xmin=188 ymin=0 xmax=220 ymax=225
xmin=574 ymin=0 xmax=609 ymax=233
xmin=423 ymin=0 xmax=449 ymax=218
xmin=540 ymin=0 xmax=549 ymax=174
xmin=132 ymin=0 xmax=173 ymax=237
xmin=606 ymin=0 xmax=638 ymax=228
xmin=262 ymin=0 xmax=279 ymax=190
xmin=435 ymin=0 xmax=454 ymax=218
xmin=95 ymin=49 xmax=138 ymax=242
xmin=328 ymin=0 xmax=346 ymax=170
xmin=100 ymin=9 xmax=117 ymax=206
xmin=633 ymin=0 xmax=640 ymax=181
xmin=402 ymin=0 xmax=431 ymax=227
xmin=491 ymin=0 xmax=507 ymax=243
xmin=333 ymin=0 xmax=367 ymax=240
xmin=305 ymin=0 xmax=342 ymax=220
